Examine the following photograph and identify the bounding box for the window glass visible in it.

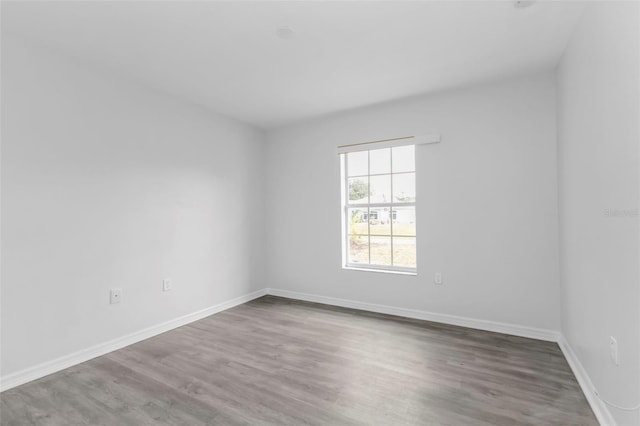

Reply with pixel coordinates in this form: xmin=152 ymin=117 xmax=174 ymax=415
xmin=392 ymin=237 xmax=416 ymax=268
xmin=392 ymin=145 xmax=415 ymax=173
xmin=392 ymin=173 xmax=416 ymax=202
xmin=347 ymin=151 xmax=368 ymax=176
xmin=348 ymin=177 xmax=369 ymax=204
xmin=342 ymin=144 xmax=417 ymax=272
xmin=369 ymin=148 xmax=391 ymax=175
xmin=392 ymin=206 xmax=416 ymax=236
xmin=369 ymin=175 xmax=391 ymax=203
xmin=370 ymin=236 xmax=391 ymax=266
xmin=348 ymin=235 xmax=369 ymax=264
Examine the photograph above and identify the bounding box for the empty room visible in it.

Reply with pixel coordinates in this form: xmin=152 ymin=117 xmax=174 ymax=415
xmin=1 ymin=1 xmax=639 ymax=425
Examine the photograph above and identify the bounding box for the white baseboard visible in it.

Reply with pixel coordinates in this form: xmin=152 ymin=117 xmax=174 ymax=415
xmin=0 ymin=288 xmax=267 ymax=392
xmin=266 ymin=288 xmax=560 ymax=342
xmin=558 ymin=335 xmax=617 ymax=426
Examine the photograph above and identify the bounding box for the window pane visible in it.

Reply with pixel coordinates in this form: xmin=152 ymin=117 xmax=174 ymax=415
xmin=392 ymin=173 xmax=415 ymax=202
xmin=347 ymin=151 xmax=368 ymax=176
xmin=392 ymin=145 xmax=415 ymax=173
xmin=348 ymin=208 xmax=368 ymax=235
xmin=348 ymin=235 xmax=369 ymax=264
xmin=370 ymin=236 xmax=391 ymax=266
xmin=348 ymin=177 xmax=369 ymax=204
xmin=393 ymin=237 xmax=416 ymax=267
xmin=370 ymin=174 xmax=391 ymax=203
xmin=369 ymin=148 xmax=390 ymax=175
xmin=343 ymin=146 xmax=417 ymax=271
xmin=392 ymin=206 xmax=416 ymax=236
xmin=368 ymin=207 xmax=391 ymax=236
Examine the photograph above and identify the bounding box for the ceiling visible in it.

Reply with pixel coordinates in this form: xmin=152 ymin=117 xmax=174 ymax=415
xmin=2 ymin=1 xmax=585 ymax=129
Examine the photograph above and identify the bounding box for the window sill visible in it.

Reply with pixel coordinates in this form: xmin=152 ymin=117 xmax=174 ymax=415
xmin=343 ymin=266 xmax=417 ymax=276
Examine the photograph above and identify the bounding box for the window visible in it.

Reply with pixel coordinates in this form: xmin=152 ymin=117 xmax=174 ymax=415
xmin=341 ymin=145 xmax=416 ymax=273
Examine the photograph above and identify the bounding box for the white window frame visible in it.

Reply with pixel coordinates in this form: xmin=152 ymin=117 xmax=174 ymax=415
xmin=339 ymin=135 xmax=439 ymax=275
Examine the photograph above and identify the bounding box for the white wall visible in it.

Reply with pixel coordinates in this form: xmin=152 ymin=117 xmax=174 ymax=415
xmin=265 ymin=72 xmax=560 ymax=332
xmin=557 ymin=2 xmax=640 ymax=425
xmin=0 ymin=36 xmax=265 ymax=377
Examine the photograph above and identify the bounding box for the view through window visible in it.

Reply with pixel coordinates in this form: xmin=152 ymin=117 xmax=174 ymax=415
xmin=342 ymin=145 xmax=416 ymax=272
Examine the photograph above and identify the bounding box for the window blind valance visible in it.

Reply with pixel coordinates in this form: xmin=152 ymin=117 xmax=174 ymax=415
xmin=337 ymin=134 xmax=440 ymax=154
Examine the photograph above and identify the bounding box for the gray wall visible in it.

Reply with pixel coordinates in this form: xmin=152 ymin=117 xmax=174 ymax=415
xmin=1 ymin=37 xmax=266 ymax=377
xmin=557 ymin=2 xmax=640 ymax=425
xmin=265 ymin=72 xmax=561 ymax=332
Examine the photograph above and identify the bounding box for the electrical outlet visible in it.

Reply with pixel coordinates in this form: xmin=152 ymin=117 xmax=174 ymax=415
xmin=610 ymin=336 xmax=619 ymax=365
xmin=162 ymin=278 xmax=173 ymax=292
xmin=110 ymin=288 xmax=122 ymax=304
xmin=434 ymin=272 xmax=443 ymax=285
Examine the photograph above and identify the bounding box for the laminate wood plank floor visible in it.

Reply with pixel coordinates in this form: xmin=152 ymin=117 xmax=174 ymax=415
xmin=1 ymin=295 xmax=598 ymax=425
